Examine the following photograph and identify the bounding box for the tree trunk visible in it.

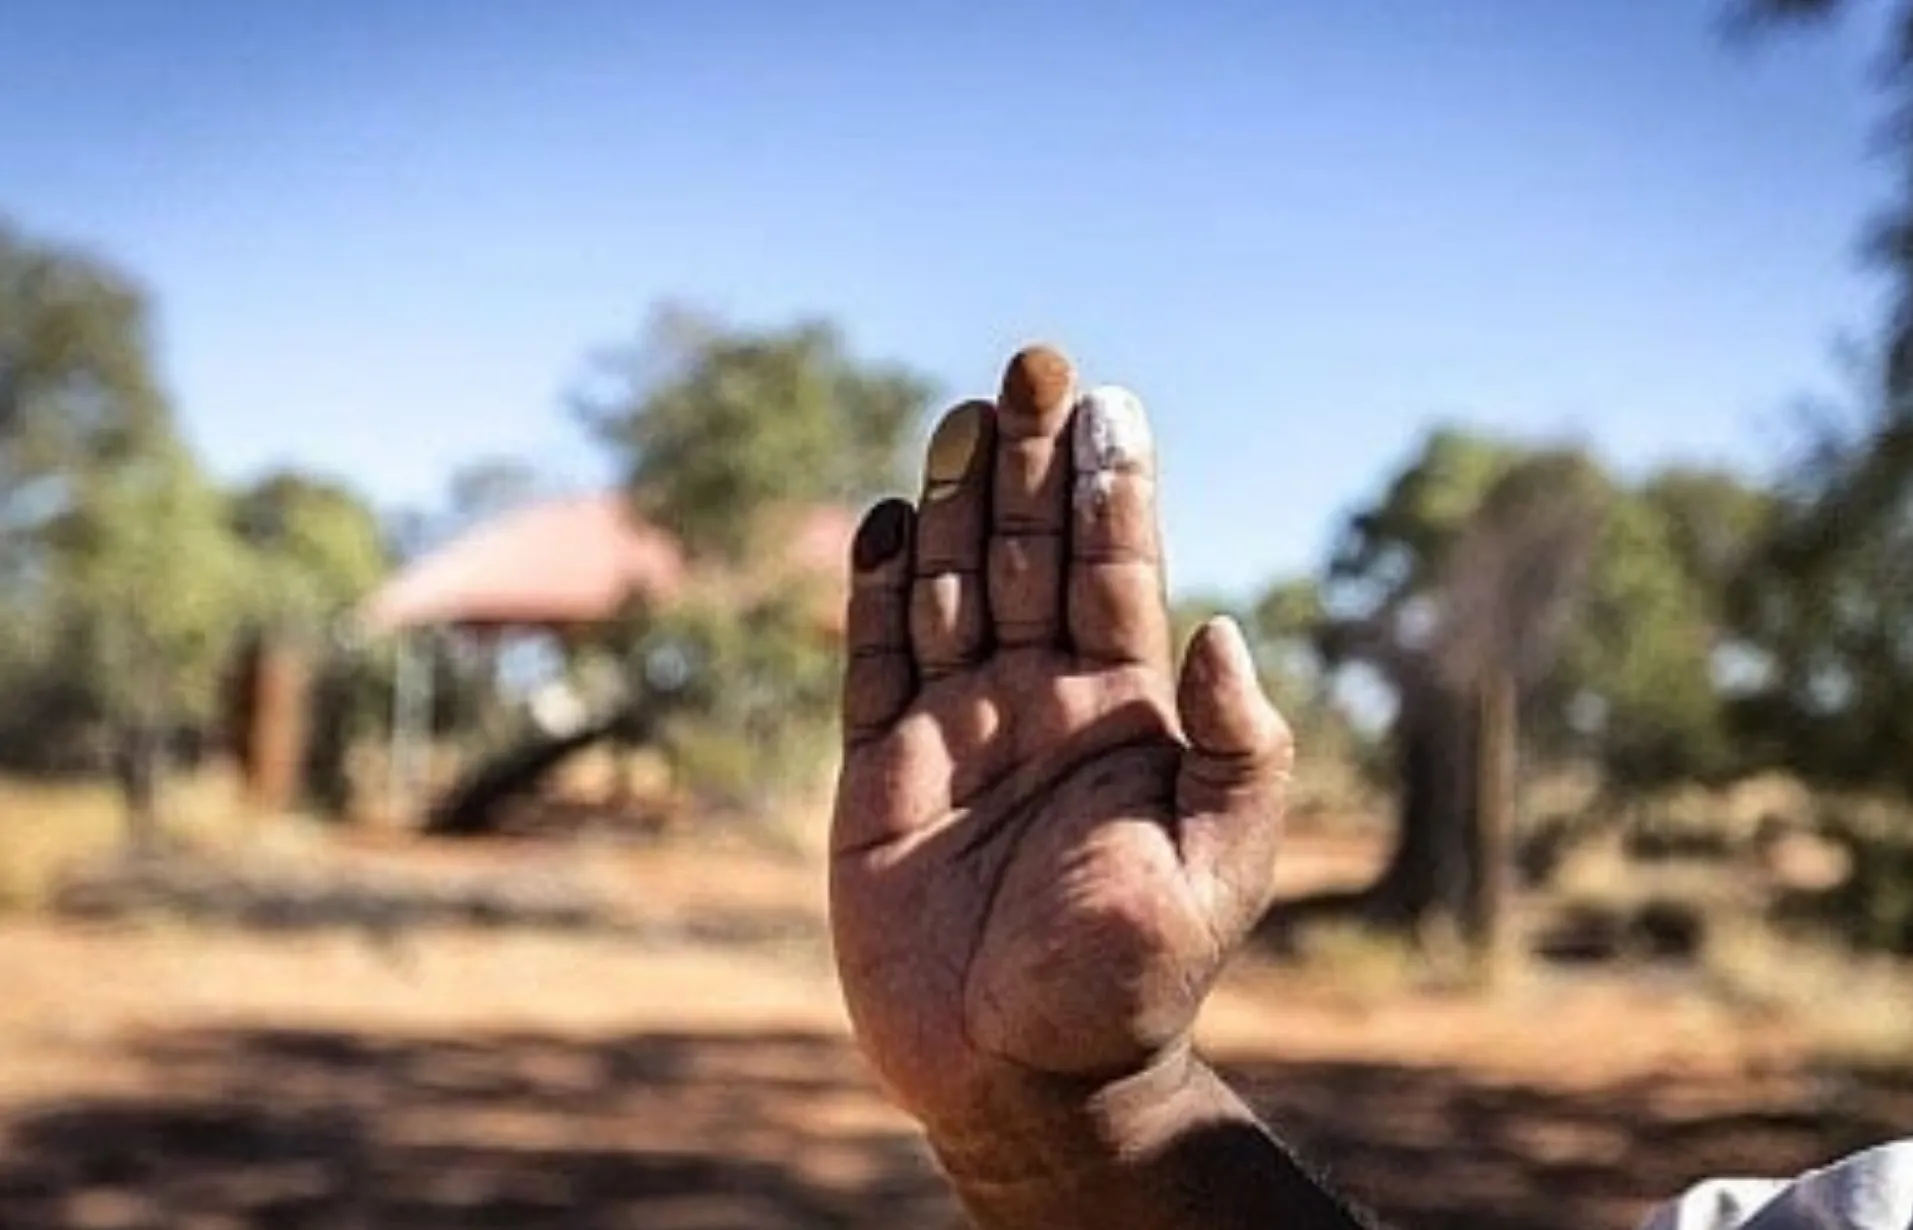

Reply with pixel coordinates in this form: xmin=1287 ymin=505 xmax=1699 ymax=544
xmin=1256 ymin=656 xmax=1481 ymax=947
xmin=1469 ymin=664 xmax=1518 ymax=969
xmin=116 ymin=719 xmax=164 ymax=855
xmin=239 ymin=634 xmax=312 ymax=815
xmin=304 ymin=656 xmax=359 ymax=817
xmin=1366 ymin=664 xmax=1479 ymax=933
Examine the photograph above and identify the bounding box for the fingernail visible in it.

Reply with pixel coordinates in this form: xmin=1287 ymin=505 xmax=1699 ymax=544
xmin=1072 ymin=385 xmax=1154 ymax=474
xmin=852 ymin=499 xmax=912 ymax=572
xmin=923 ymin=401 xmax=986 ymax=500
xmin=1000 ymin=345 xmax=1076 ymax=429
xmin=1205 ymin=615 xmax=1255 ymax=680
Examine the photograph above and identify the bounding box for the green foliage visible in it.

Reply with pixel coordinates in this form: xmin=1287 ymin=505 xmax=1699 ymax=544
xmin=227 ymin=471 xmax=392 ymax=815
xmin=1327 ymin=427 xmax=1520 ymax=604
xmin=625 ymin=582 xmax=840 ymax=809
xmin=1251 ymin=576 xmax=1327 ymax=648
xmin=229 ymin=469 xmax=389 ymax=633
xmin=1729 ymin=415 xmax=1913 ymax=796
xmin=0 ymin=220 xmax=243 ymax=787
xmin=0 ymin=224 xmax=399 ymax=822
xmin=578 ymin=305 xmax=932 ymax=814
xmin=49 ymin=438 xmax=246 ymax=730
xmin=1435 ymin=447 xmax=1610 ymax=687
xmin=1639 ymin=467 xmax=1774 ymax=602
xmin=1715 ymin=1 xmax=1913 ymax=803
xmin=1559 ymin=489 xmax=1734 ymax=789
xmin=0 ymin=220 xmax=170 ymax=488
xmin=582 ymin=304 xmax=935 ymax=563
xmin=1322 ymin=426 xmax=1766 ymax=794
xmin=1726 ymin=0 xmax=1913 ymax=946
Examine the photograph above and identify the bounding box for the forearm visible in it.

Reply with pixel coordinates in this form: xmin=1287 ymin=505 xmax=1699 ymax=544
xmin=928 ymin=1046 xmax=1379 ymax=1230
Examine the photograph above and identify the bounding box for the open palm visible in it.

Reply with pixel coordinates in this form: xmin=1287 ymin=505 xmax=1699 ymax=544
xmin=830 ymin=346 xmax=1293 ymax=1144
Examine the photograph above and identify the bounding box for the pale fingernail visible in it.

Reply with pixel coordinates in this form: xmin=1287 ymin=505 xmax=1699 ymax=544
xmin=1071 ymin=385 xmax=1154 ymax=475
xmin=1205 ymin=615 xmax=1255 ymax=680
xmin=924 ymin=401 xmax=985 ymax=501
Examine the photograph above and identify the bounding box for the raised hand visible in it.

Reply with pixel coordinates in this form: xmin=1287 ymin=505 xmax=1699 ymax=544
xmin=829 ymin=345 xmax=1296 ymax=1200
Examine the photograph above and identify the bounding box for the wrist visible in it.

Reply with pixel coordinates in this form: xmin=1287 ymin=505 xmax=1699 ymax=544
xmin=926 ymin=1040 xmax=1214 ymax=1190
xmin=925 ymin=1046 xmax=1376 ymax=1230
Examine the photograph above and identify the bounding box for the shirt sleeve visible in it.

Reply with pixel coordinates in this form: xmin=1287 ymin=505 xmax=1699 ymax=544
xmin=1637 ymin=1141 xmax=1913 ymax=1230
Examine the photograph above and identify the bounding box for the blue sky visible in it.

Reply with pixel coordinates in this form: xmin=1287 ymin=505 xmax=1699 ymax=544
xmin=0 ymin=0 xmax=1897 ymax=599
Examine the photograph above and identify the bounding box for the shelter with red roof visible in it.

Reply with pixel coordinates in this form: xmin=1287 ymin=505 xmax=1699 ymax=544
xmin=353 ymin=491 xmax=857 ymax=822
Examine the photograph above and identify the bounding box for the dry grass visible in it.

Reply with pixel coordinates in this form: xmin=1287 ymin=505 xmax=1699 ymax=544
xmin=1284 ymin=750 xmax=1389 ymax=834
xmin=1288 ymin=921 xmax=1420 ymax=1006
xmin=0 ymin=767 xmax=267 ymax=911
xmin=8 ymin=758 xmax=1909 ymax=1089
xmin=1701 ymin=917 xmax=1913 ymax=1068
xmin=1548 ymin=832 xmax=1746 ymax=905
xmin=1283 ymin=916 xmax=1497 ymax=1007
xmin=1638 ymin=773 xmax=1815 ymax=844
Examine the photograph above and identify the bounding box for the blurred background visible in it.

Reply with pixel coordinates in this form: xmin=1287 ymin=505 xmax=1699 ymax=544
xmin=2 ymin=2 xmax=1912 ymax=1228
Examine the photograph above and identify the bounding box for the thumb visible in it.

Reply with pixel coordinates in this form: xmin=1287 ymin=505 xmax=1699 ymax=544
xmin=1175 ymin=616 xmax=1294 ymax=946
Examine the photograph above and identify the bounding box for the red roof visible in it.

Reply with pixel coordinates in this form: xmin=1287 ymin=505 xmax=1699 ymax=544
xmin=359 ymin=493 xmax=685 ymax=633
xmin=358 ymin=493 xmax=859 ymax=634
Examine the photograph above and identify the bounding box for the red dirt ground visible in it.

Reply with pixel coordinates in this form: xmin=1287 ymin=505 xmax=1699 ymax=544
xmin=0 ymin=830 xmax=1906 ymax=1230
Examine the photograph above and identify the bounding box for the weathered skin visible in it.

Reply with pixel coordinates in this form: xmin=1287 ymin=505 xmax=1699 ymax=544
xmin=830 ymin=346 xmax=1372 ymax=1229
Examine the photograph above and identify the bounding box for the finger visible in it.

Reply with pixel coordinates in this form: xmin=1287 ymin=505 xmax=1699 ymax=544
xmin=1175 ymin=617 xmax=1293 ymax=945
xmin=988 ymin=345 xmax=1076 ymax=650
xmin=910 ymin=400 xmax=995 ymax=677
xmin=843 ymin=498 xmax=917 ymax=746
xmin=1069 ymin=385 xmax=1171 ymax=672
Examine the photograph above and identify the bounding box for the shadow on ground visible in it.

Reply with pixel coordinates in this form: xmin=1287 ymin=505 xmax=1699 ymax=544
xmin=0 ymin=1025 xmax=1906 ymax=1230
xmin=1230 ymin=1055 xmax=1911 ymax=1230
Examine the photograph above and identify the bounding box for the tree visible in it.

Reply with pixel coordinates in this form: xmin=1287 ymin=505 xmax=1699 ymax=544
xmin=577 ymin=306 xmax=937 ymax=815
xmin=1564 ymin=500 xmax=1712 ymax=779
xmin=0 ymin=221 xmax=243 ymax=837
xmin=1640 ymin=466 xmax=1775 ymax=603
xmin=47 ymin=440 xmax=246 ymax=841
xmin=1274 ymin=427 xmax=1756 ymax=948
xmin=1728 ymin=395 xmax=1913 ymax=798
xmin=1292 ymin=429 xmax=1586 ymax=943
xmin=1732 ymin=0 xmax=1913 ymax=396
xmin=230 ymin=469 xmax=389 ymax=631
xmin=580 ymin=305 xmax=936 ymax=563
xmin=1720 ymin=1 xmax=1913 ymax=802
xmin=629 ymin=580 xmax=842 ymax=812
xmin=1 ymin=218 xmax=173 ymax=635
xmin=0 ymin=221 xmax=170 ymax=499
xmin=228 ymin=469 xmax=391 ymax=813
xmin=1710 ymin=1 xmax=1913 ymax=949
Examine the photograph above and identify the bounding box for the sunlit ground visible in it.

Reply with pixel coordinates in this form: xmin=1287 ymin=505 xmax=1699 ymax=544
xmin=0 ymin=774 xmax=1909 ymax=1230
